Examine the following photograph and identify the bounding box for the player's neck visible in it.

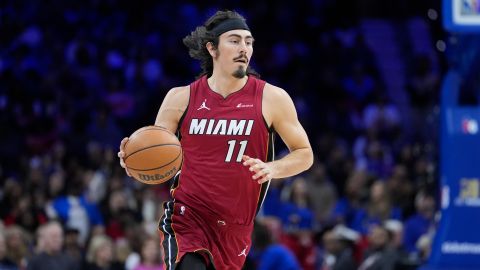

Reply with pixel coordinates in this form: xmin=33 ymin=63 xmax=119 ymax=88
xmin=207 ymin=73 xmax=248 ymax=98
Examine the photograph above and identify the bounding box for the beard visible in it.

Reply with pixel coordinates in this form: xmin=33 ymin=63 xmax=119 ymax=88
xmin=232 ymin=66 xmax=247 ymax=78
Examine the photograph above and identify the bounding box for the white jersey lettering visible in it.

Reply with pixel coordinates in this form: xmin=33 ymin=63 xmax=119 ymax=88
xmin=245 ymin=120 xmax=254 ymax=135
xmin=189 ymin=119 xmax=207 ymax=134
xmin=227 ymin=120 xmax=246 ymax=135
xmin=189 ymin=119 xmax=255 ymax=135
xmin=213 ymin=119 xmax=227 ymax=135
xmin=206 ymin=119 xmax=215 ymax=135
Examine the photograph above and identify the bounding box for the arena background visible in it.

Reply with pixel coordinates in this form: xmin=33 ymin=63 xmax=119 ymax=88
xmin=1 ymin=0 xmax=479 ymax=269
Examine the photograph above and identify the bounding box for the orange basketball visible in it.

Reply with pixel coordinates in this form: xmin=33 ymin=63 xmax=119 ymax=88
xmin=124 ymin=126 xmax=182 ymax=185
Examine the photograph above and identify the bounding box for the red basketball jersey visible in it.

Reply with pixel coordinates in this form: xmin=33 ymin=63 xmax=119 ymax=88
xmin=174 ymin=75 xmax=273 ymax=226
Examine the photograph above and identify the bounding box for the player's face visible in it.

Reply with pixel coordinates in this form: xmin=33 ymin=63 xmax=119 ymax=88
xmin=215 ymin=29 xmax=254 ymax=78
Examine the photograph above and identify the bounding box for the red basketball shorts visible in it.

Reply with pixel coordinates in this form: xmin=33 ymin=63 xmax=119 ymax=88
xmin=158 ymin=201 xmax=253 ymax=270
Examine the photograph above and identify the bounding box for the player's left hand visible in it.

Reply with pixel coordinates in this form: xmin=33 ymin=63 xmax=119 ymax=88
xmin=242 ymin=155 xmax=274 ymax=184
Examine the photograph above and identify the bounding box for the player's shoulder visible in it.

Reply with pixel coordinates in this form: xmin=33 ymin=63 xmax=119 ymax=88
xmin=168 ymin=85 xmax=190 ymax=95
xmin=166 ymin=85 xmax=190 ymax=100
xmin=263 ymin=82 xmax=292 ymax=102
xmin=262 ymin=82 xmax=295 ymax=126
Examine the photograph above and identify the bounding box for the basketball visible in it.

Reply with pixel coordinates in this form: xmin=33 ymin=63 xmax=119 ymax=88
xmin=123 ymin=126 xmax=182 ymax=185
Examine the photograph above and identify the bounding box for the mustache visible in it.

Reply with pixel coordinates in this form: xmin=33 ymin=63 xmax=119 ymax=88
xmin=233 ymin=55 xmax=249 ymax=62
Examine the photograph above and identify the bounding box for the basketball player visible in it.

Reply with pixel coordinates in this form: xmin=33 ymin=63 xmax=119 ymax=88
xmin=118 ymin=10 xmax=313 ymax=270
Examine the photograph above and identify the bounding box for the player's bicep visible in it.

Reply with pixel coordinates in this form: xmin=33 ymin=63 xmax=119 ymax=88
xmin=155 ymin=87 xmax=189 ymax=134
xmin=272 ymin=92 xmax=310 ymax=151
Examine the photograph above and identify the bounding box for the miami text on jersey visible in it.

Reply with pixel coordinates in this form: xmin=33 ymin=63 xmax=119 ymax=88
xmin=189 ymin=118 xmax=254 ymax=135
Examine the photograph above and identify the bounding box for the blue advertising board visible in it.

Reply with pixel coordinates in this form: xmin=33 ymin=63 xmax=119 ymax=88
xmin=424 ymin=72 xmax=480 ymax=269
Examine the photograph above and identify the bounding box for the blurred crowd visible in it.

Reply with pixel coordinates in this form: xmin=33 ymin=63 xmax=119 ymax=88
xmin=1 ymin=0 xmax=445 ymax=269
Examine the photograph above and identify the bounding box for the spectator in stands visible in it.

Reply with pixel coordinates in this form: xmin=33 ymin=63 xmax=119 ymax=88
xmin=362 ymin=93 xmax=401 ymax=139
xmin=63 ymin=227 xmax=83 ymax=265
xmin=331 ymin=170 xmax=367 ymax=228
xmin=279 ymin=177 xmax=317 ymax=269
xmin=45 ymin=174 xmax=104 ymax=245
xmin=133 ymin=236 xmax=164 ymax=270
xmin=27 ymin=221 xmax=78 ymax=270
xmin=251 ymin=218 xmax=301 ymax=270
xmin=321 ymin=225 xmax=359 ymax=270
xmin=4 ymin=225 xmax=30 ymax=269
xmin=359 ymin=139 xmax=394 ymax=179
xmin=114 ymin=239 xmax=134 ymax=270
xmin=3 ymin=190 xmax=47 ymax=233
xmin=0 ymin=230 xmax=17 ymax=270
xmin=83 ymin=234 xmax=123 ymax=270
xmin=386 ymin=164 xmax=415 ymax=217
xmin=351 ymin=181 xmax=402 ymax=235
xmin=306 ymin=162 xmax=338 ymax=226
xmin=384 ymin=219 xmax=406 ymax=253
xmin=358 ymin=225 xmax=399 ymax=270
xmin=282 ymin=177 xmax=315 ymax=232
xmin=102 ymin=189 xmax=140 ymax=241
xmin=403 ymin=192 xmax=436 ymax=254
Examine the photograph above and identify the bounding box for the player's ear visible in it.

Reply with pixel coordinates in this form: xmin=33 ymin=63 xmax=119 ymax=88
xmin=206 ymin=42 xmax=217 ymax=58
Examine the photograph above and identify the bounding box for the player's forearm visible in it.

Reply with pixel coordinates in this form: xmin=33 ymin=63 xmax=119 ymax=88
xmin=269 ymin=147 xmax=313 ymax=179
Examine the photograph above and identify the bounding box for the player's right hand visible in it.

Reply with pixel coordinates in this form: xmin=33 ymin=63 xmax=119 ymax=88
xmin=118 ymin=137 xmax=132 ymax=177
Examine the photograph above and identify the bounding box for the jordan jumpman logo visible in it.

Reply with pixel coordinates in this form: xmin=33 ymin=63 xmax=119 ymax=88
xmin=238 ymin=245 xmax=248 ymax=257
xmin=197 ymin=99 xmax=211 ymax=110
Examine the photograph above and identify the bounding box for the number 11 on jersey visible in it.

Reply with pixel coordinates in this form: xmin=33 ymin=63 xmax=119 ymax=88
xmin=225 ymin=140 xmax=248 ymax=162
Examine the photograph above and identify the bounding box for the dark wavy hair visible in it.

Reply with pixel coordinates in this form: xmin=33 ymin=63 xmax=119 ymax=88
xmin=183 ymin=10 xmax=260 ymax=79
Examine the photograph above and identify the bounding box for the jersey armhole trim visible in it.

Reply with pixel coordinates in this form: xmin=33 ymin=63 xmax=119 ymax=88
xmin=262 ymin=116 xmax=274 ymax=133
xmin=176 ymin=85 xmax=191 ymax=139
xmin=259 ymin=81 xmax=274 ymax=133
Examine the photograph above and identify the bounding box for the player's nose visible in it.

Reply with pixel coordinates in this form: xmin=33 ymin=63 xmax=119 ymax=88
xmin=238 ymin=40 xmax=248 ymax=53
